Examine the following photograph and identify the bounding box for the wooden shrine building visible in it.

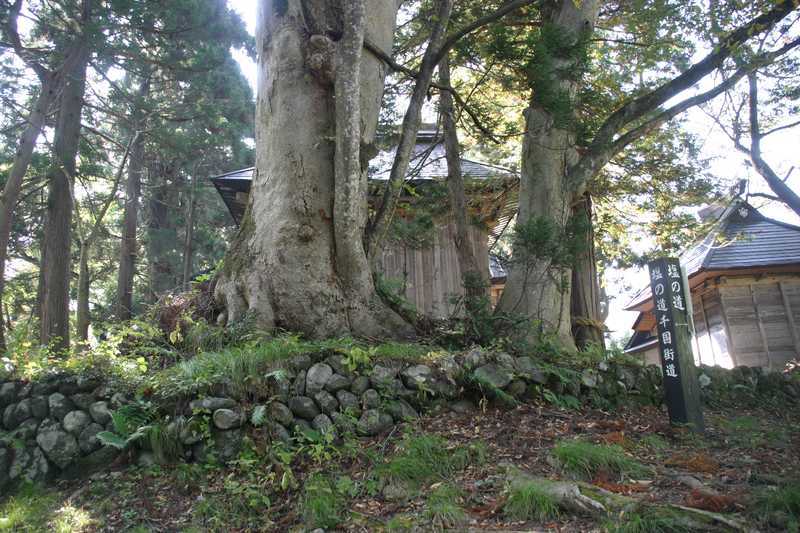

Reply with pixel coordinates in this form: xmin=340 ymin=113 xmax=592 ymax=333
xmin=624 ymin=199 xmax=800 ymax=370
xmin=211 ymin=128 xmax=518 ymax=318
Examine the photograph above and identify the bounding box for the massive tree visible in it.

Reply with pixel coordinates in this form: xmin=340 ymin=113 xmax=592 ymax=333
xmin=496 ymin=0 xmax=800 ymax=348
xmin=215 ymin=0 xmax=411 ymax=338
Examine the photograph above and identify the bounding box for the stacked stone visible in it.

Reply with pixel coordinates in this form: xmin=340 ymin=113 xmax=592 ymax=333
xmin=0 ymin=373 xmax=124 ymax=491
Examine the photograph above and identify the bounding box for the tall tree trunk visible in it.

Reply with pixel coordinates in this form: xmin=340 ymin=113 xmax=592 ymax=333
xmin=40 ymin=40 xmax=90 ymax=352
xmin=570 ymin=194 xmax=604 ymax=349
xmin=439 ymin=55 xmax=486 ymax=303
xmin=214 ymin=0 xmax=410 ymax=338
xmin=116 ymin=78 xmax=149 ymax=319
xmin=496 ymin=0 xmax=598 ymax=350
xmin=181 ymin=173 xmax=198 ymax=289
xmin=76 ymin=133 xmax=136 ymax=341
xmin=147 ymin=164 xmax=178 ymax=300
xmin=0 ymin=72 xmax=60 ymax=351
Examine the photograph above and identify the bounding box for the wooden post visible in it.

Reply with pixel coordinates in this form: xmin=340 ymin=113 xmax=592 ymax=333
xmin=698 ymin=293 xmax=718 ymax=366
xmin=648 ymin=257 xmax=705 ymax=433
xmin=779 ymin=282 xmax=800 ymax=357
xmin=749 ymin=284 xmax=772 ymax=371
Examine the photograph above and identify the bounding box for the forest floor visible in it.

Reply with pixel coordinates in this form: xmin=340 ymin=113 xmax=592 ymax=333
xmin=2 ymin=397 xmax=798 ymax=532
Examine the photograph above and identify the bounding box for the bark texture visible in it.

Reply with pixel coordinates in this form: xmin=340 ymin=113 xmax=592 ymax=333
xmin=570 ymin=194 xmax=604 ymax=348
xmin=40 ymin=39 xmax=90 ymax=351
xmin=147 ymin=161 xmax=178 ymax=300
xmin=439 ymin=55 xmax=486 ymax=302
xmin=215 ymin=0 xmax=410 ymax=338
xmin=116 ymin=79 xmax=149 ymax=319
xmin=496 ymin=0 xmax=598 ymax=349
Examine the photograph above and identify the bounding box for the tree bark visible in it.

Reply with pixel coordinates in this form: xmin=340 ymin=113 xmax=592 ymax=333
xmin=76 ymin=133 xmax=137 ymax=342
xmin=439 ymin=55 xmax=486 ymax=303
xmin=496 ymin=0 xmax=599 ymax=350
xmin=181 ymin=172 xmax=198 ymax=289
xmin=146 ymin=163 xmax=178 ymax=300
xmin=570 ymin=194 xmax=604 ymax=349
xmin=215 ymin=0 xmax=410 ymax=338
xmin=0 ymin=72 xmax=59 ymax=351
xmin=366 ymin=0 xmax=454 ymax=261
xmin=116 ymin=78 xmax=149 ymax=319
xmin=744 ymin=73 xmax=800 ymax=218
xmin=40 ymin=38 xmax=90 ymax=352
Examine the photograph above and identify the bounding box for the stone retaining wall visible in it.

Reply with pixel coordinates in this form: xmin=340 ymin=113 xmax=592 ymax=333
xmin=3 ymin=348 xmax=797 ymax=493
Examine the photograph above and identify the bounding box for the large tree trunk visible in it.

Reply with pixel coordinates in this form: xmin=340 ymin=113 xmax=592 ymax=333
xmin=570 ymin=194 xmax=604 ymax=349
xmin=147 ymin=162 xmax=178 ymax=300
xmin=0 ymin=72 xmax=60 ymax=351
xmin=495 ymin=0 xmax=598 ymax=350
xmin=40 ymin=42 xmax=90 ymax=352
xmin=439 ymin=55 xmax=486 ymax=303
xmin=214 ymin=0 xmax=410 ymax=338
xmin=116 ymin=79 xmax=149 ymax=319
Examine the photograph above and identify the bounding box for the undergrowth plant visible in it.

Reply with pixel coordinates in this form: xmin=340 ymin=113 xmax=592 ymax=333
xmin=552 ymin=440 xmax=649 ymax=480
xmin=378 ymin=434 xmax=486 ymax=489
xmin=605 ymin=507 xmax=693 ymax=533
xmin=504 ymin=477 xmax=561 ymax=522
xmin=424 ymin=484 xmax=468 ymax=530
xmin=303 ymin=473 xmax=346 ymax=530
xmin=755 ymin=482 xmax=800 ymax=533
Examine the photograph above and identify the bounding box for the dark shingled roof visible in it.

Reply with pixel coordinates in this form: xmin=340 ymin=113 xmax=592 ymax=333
xmin=211 ymin=128 xmax=518 ymax=228
xmin=625 ymin=199 xmax=800 ymax=310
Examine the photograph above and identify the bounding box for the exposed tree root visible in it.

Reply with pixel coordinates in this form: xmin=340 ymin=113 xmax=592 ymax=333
xmin=507 ymin=471 xmax=756 ymax=532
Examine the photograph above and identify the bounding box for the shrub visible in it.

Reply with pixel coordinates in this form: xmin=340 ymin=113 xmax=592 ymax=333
xmin=424 ymin=484 xmax=467 ymax=530
xmin=303 ymin=474 xmax=345 ymax=530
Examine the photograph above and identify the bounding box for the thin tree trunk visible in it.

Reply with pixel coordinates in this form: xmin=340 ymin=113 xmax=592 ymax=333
xmin=439 ymin=55 xmax=487 ymax=304
xmin=0 ymin=72 xmax=59 ymax=351
xmin=365 ymin=0 xmax=454 ymax=262
xmin=570 ymin=194 xmax=604 ymax=349
xmin=40 ymin=34 xmax=90 ymax=352
xmin=76 ymin=133 xmax=137 ymax=341
xmin=147 ymin=163 xmax=178 ymax=300
xmin=116 ymin=78 xmax=149 ymax=319
xmin=181 ymin=172 xmax=198 ymax=289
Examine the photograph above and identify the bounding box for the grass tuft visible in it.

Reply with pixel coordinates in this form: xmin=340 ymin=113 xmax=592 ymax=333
xmin=605 ymin=507 xmax=693 ymax=533
xmin=424 ymin=484 xmax=467 ymax=530
xmin=302 ymin=473 xmax=345 ymax=530
xmin=552 ymin=440 xmax=649 ymax=479
xmin=504 ymin=479 xmax=560 ymax=522
xmin=756 ymin=482 xmax=800 ymax=532
xmin=379 ymin=434 xmax=485 ymax=487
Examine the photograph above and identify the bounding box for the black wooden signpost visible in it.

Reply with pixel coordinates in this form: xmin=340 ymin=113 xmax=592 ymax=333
xmin=647 ymin=257 xmax=704 ymax=432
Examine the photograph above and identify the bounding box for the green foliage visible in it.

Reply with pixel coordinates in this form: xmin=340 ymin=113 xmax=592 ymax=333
xmin=504 ymin=478 xmax=561 ymax=522
xmin=755 ymin=482 xmax=800 ymax=533
xmin=552 ymin=440 xmax=649 ymax=480
xmin=378 ymin=434 xmax=486 ymax=488
xmin=342 ymin=346 xmax=375 ymax=373
xmin=0 ymin=483 xmax=95 ymax=532
xmin=424 ymin=484 xmax=467 ymax=530
xmin=605 ymin=507 xmax=694 ymax=533
xmin=527 ymin=23 xmax=591 ymax=130
xmin=303 ymin=473 xmax=346 ymax=530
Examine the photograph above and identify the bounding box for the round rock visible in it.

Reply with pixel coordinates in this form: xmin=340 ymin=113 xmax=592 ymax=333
xmin=473 ymin=364 xmax=513 ymax=389
xmin=89 ymin=401 xmax=112 ymax=425
xmin=189 ymin=397 xmax=237 ymax=412
xmin=350 ymin=376 xmax=370 ymax=395
xmin=324 ymin=374 xmax=351 ymax=393
xmin=288 ymin=396 xmax=320 ymax=420
xmin=361 ymin=389 xmax=380 ymax=410
xmin=401 ymin=365 xmax=433 ymax=390
xmin=212 ymin=408 xmax=242 ymax=430
xmin=313 ymin=391 xmax=339 ymax=416
xmin=306 ymin=363 xmax=333 ymax=395
xmin=78 ymin=423 xmax=104 ymax=454
xmin=268 ymin=401 xmax=294 ymax=426
xmin=335 ymin=390 xmax=360 ymax=415
xmin=36 ymin=419 xmax=79 ymax=469
xmin=356 ymin=410 xmax=394 ymax=437
xmin=62 ymin=410 xmax=92 ymax=436
xmin=48 ymin=393 xmax=74 ymax=421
